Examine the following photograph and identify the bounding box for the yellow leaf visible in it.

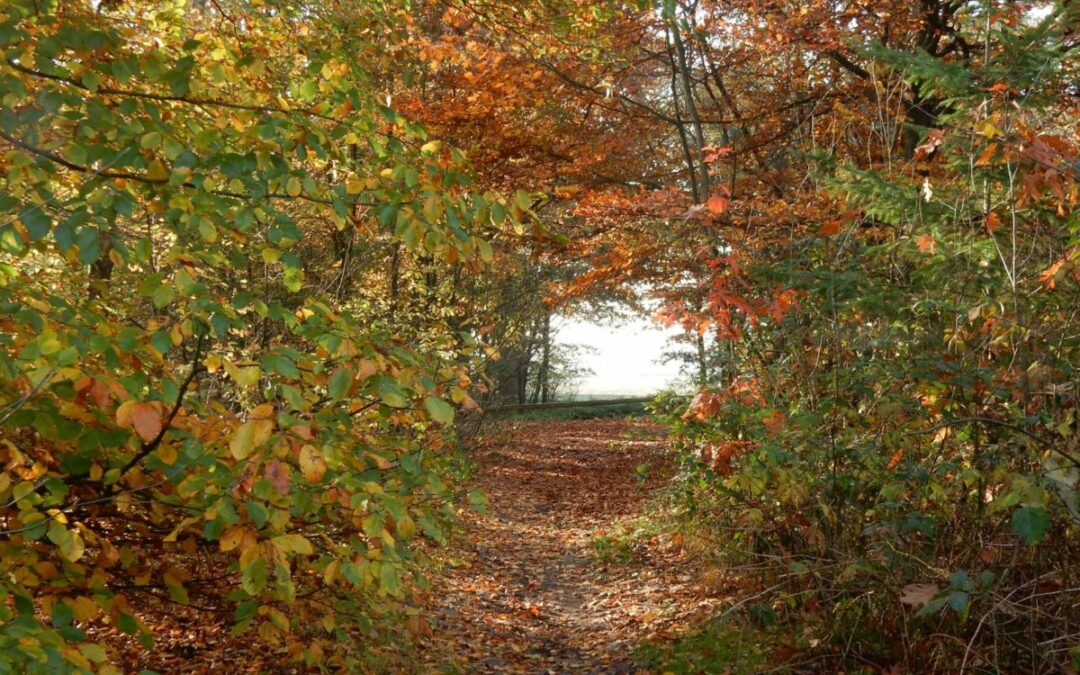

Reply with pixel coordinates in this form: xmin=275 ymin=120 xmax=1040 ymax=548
xmin=225 ymin=362 xmax=261 ymax=388
xmin=271 ymin=533 xmax=313 ymax=556
xmin=156 ymin=443 xmax=178 ymax=466
xmin=219 ymin=525 xmax=248 ymax=552
xmin=115 ymin=400 xmax=139 ymax=428
xmin=147 ymin=159 xmax=169 ymax=181
xmin=164 ymin=515 xmax=200 ymax=542
xmin=975 ymin=119 xmax=1003 ymax=139
xmin=323 ymin=559 xmax=341 ymax=585
xmin=59 ymin=530 xmax=85 ymax=562
xmin=250 ymin=403 xmax=275 ymax=420
xmin=286 ymin=176 xmax=302 ymax=197
xmin=230 ymin=419 xmax=273 ymax=459
xmin=299 ymin=444 xmax=327 ymax=483
xmin=70 ymin=596 xmax=99 ymax=621
xmin=345 ymin=174 xmax=364 ymax=195
xmin=204 ymin=353 xmax=223 ymax=373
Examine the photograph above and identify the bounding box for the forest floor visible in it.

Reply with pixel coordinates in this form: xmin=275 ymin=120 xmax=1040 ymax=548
xmin=418 ymin=418 xmax=724 ymax=673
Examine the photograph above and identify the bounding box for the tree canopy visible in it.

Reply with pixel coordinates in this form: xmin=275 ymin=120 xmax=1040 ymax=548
xmin=1 ymin=0 xmax=1078 ymax=672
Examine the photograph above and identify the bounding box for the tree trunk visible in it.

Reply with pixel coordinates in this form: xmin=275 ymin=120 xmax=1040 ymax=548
xmin=539 ymin=312 xmax=552 ymax=403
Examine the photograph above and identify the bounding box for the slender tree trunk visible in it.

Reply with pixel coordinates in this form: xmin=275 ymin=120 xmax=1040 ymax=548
xmin=88 ymin=229 xmax=113 ymax=300
xmin=668 ymin=17 xmax=710 ymax=199
xmin=665 ymin=33 xmax=701 ymax=202
xmin=539 ymin=312 xmax=552 ymax=403
xmin=696 ymin=332 xmax=708 ymax=386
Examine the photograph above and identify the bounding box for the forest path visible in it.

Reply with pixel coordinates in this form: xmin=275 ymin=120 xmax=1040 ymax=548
xmin=419 ymin=418 xmax=721 ymax=674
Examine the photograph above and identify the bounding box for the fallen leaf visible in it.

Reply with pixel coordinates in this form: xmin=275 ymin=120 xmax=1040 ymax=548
xmin=899 ymin=583 xmax=940 ymax=608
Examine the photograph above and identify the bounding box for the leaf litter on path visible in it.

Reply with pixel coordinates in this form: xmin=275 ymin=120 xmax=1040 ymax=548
xmin=418 ymin=419 xmax=724 ymax=673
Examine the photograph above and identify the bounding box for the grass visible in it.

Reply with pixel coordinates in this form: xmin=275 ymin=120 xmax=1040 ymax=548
xmin=503 ymin=402 xmax=649 ymax=421
xmin=633 ymin=617 xmax=773 ymax=674
xmin=589 ymin=515 xmax=667 ymax=563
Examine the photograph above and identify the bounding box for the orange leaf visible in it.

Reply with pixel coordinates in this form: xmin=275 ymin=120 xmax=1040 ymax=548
xmin=705 ymin=194 xmax=729 ymax=215
xmin=130 ymin=403 xmax=162 ymax=442
xmin=975 ymin=143 xmax=997 ymax=166
xmin=118 ymin=401 xmax=162 ymax=442
xmin=1040 ymin=260 xmax=1065 ymax=289
xmin=819 ymin=219 xmax=841 ymax=236
xmin=887 ymin=448 xmax=905 ymax=470
xmin=762 ymin=410 xmax=785 ymax=435
xmin=916 ymin=234 xmax=936 ymax=254
xmin=985 ymin=211 xmax=1001 ymax=233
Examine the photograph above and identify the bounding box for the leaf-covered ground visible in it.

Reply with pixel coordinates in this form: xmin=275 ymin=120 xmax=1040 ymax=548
xmin=419 ymin=419 xmax=723 ymax=673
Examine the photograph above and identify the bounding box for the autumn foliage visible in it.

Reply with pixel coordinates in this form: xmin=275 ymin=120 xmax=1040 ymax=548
xmin=2 ymin=0 xmax=1080 ymax=672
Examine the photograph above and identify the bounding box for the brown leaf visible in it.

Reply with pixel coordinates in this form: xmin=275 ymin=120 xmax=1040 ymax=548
xmin=899 ymin=583 xmax=939 ymax=608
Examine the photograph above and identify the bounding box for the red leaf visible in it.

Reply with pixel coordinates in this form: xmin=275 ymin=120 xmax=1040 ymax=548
xmin=89 ymin=381 xmax=113 ymax=409
xmin=265 ymin=460 xmax=291 ymax=494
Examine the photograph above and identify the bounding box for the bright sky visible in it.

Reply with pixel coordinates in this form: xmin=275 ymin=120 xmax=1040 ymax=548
xmin=554 ymin=315 xmax=685 ymax=396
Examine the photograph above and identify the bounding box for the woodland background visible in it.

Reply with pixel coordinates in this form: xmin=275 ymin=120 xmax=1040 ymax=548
xmin=0 ymin=0 xmax=1078 ymax=672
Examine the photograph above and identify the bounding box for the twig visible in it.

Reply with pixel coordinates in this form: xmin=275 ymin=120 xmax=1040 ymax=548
xmin=0 ymin=369 xmax=56 ymax=425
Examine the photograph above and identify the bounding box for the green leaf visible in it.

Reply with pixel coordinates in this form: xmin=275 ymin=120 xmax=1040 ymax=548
xmin=166 ymin=581 xmax=189 ymax=605
xmin=327 ymin=366 xmax=353 ymax=401
xmin=467 ymin=488 xmax=488 ymax=514
xmin=117 ymin=612 xmax=139 ymax=634
xmin=50 ymin=600 xmax=74 ymax=627
xmin=1010 ymin=506 xmax=1050 ymax=545
xmin=19 ymin=206 xmax=51 ymax=241
xmin=424 ymin=396 xmax=454 ymax=425
xmin=262 ymin=354 xmax=299 ymax=379
xmin=378 ymin=378 xmax=407 ymax=407
xmin=241 ymin=557 xmax=267 ymax=596
xmin=246 ymin=501 xmax=269 ymax=529
xmin=378 ymin=562 xmax=401 ymax=595
xmin=78 ymin=643 xmax=108 ymax=664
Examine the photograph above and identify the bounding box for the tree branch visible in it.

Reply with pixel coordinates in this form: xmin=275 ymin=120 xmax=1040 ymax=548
xmin=114 ymin=333 xmax=207 ymax=483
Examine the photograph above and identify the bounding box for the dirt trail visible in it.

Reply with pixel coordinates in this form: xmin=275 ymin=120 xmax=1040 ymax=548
xmin=419 ymin=419 xmax=721 ymax=674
